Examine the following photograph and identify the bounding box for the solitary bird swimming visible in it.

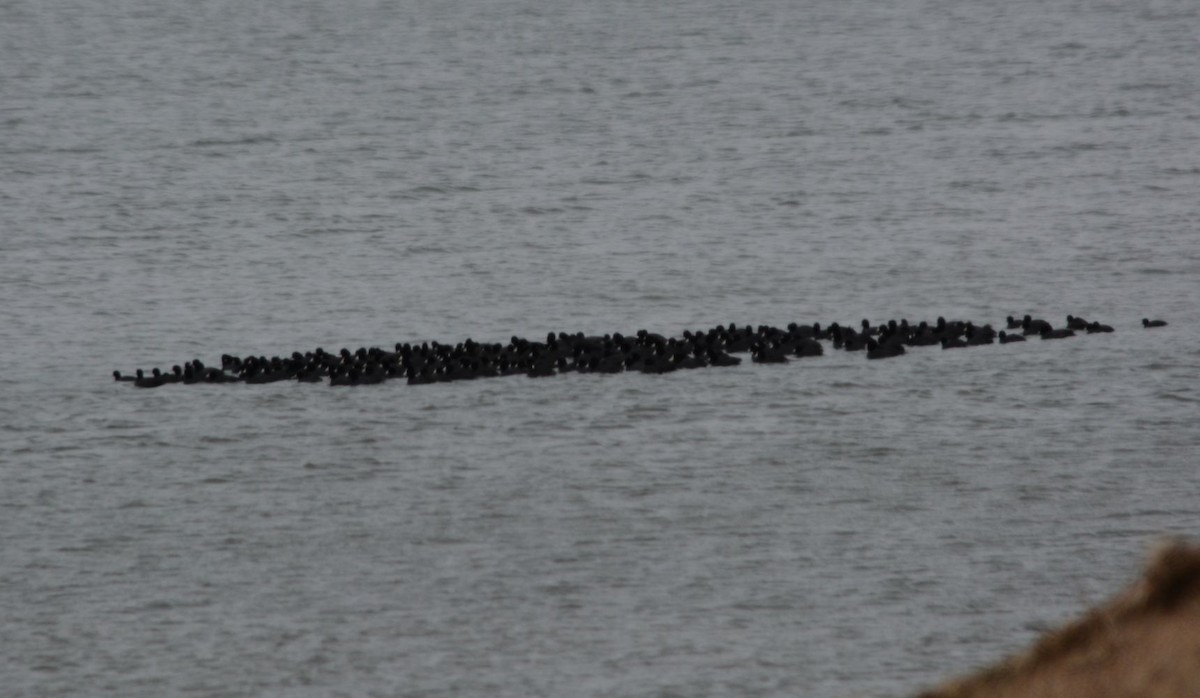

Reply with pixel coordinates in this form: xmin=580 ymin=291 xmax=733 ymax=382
xmin=1142 ymin=318 xmax=1168 ymax=328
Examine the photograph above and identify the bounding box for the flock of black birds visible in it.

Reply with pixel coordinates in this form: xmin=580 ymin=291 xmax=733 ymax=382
xmin=114 ymin=314 xmax=1169 ymax=388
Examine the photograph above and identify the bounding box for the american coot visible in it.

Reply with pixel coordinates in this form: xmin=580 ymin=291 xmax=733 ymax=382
xmin=707 ymin=349 xmax=741 ymax=367
xmin=1040 ymin=328 xmax=1076 ymax=340
xmin=112 ymin=310 xmax=1156 ymax=389
xmin=792 ymin=337 xmax=824 ymax=357
xmin=866 ymin=338 xmax=905 ymax=359
xmin=1022 ymin=315 xmax=1053 ymax=336
xmin=134 ymin=368 xmax=165 ymax=388
xmin=750 ymin=343 xmax=789 ymax=364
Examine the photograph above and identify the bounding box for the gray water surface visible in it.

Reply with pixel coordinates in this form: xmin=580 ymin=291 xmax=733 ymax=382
xmin=3 ymin=1 xmax=1199 ymax=696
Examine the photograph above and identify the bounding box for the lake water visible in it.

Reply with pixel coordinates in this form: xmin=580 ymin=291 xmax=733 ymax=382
xmin=2 ymin=0 xmax=1199 ymax=695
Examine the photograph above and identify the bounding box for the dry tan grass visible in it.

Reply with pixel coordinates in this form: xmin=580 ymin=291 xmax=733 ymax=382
xmin=915 ymin=539 xmax=1200 ymax=698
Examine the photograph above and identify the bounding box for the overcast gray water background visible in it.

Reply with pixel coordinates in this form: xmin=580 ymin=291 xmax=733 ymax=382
xmin=3 ymin=0 xmax=1199 ymax=696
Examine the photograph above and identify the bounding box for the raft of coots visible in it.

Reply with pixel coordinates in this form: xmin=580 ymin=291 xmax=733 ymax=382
xmin=113 ymin=314 xmax=1166 ymax=388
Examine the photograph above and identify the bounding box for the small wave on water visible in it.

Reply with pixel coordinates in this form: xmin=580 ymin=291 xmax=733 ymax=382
xmin=186 ymin=135 xmax=279 ymax=148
